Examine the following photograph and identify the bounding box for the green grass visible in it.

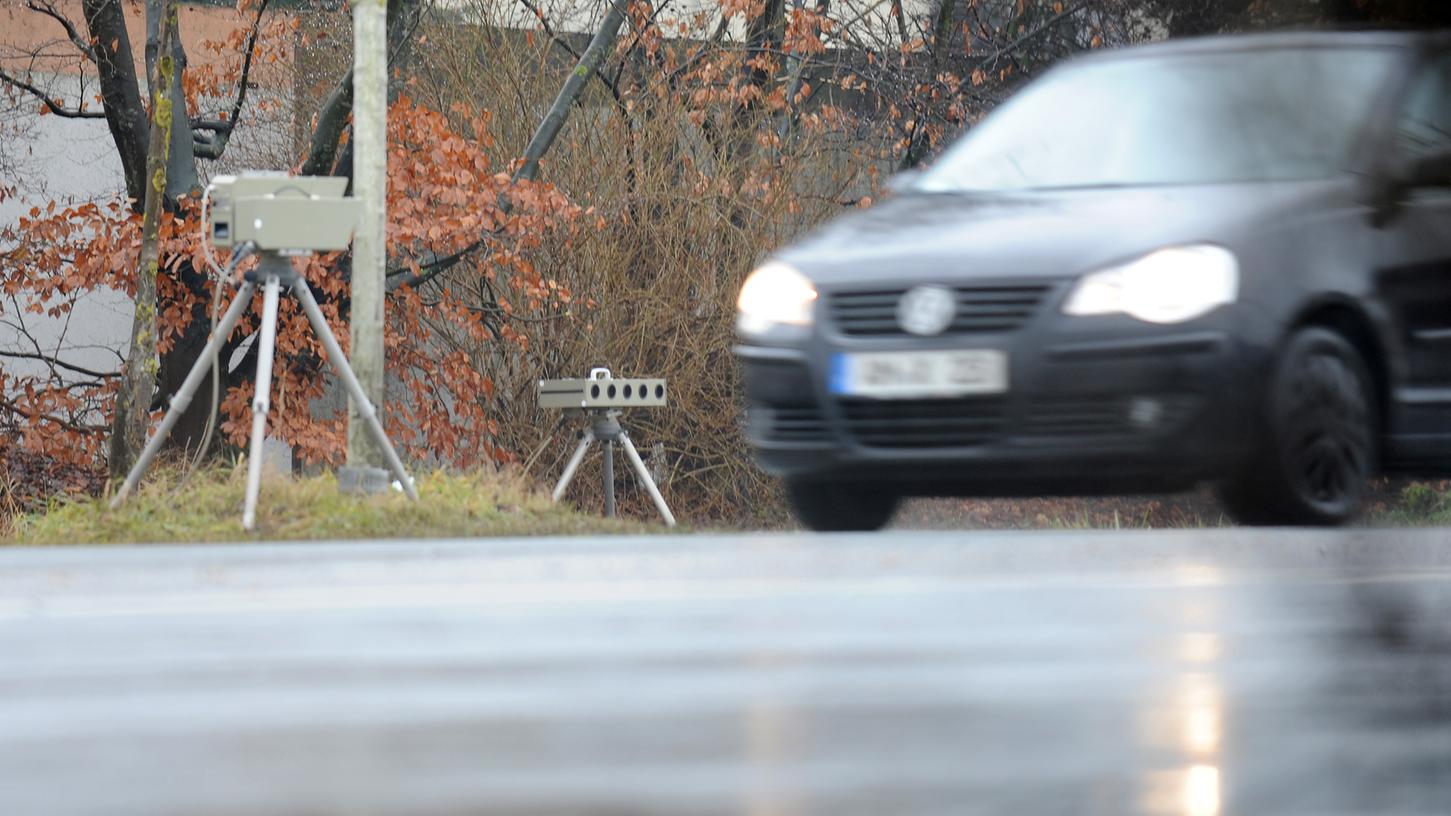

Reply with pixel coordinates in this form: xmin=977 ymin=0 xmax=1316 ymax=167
xmin=2 ymin=462 xmax=655 ymax=545
xmin=1369 ymin=481 xmax=1451 ymax=527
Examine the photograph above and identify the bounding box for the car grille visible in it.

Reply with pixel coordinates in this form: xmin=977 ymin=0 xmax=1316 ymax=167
xmin=838 ymin=398 xmax=1007 ymax=448
xmin=749 ymin=405 xmax=830 ymax=444
xmin=828 ymin=284 xmax=1052 ymax=337
xmin=767 ymin=406 xmax=830 ymax=443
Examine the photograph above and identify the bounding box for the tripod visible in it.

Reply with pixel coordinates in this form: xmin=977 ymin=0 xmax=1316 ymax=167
xmin=551 ymin=409 xmax=676 ymax=526
xmin=111 ymin=252 xmax=418 ymax=529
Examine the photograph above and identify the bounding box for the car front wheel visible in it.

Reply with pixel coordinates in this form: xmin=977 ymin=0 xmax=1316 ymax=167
xmin=1218 ymin=326 xmax=1377 ymax=526
xmin=786 ymin=478 xmax=899 ymax=532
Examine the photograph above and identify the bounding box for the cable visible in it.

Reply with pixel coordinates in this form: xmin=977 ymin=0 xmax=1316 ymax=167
xmin=180 ymin=241 xmax=255 ymax=487
xmin=199 ymin=181 xmax=226 ymax=282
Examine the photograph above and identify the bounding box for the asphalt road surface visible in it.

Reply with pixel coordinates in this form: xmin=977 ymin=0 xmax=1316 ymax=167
xmin=1 ymin=529 xmax=1449 ymax=815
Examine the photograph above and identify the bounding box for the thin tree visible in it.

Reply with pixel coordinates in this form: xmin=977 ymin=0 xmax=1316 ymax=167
xmin=108 ymin=0 xmax=178 ymax=479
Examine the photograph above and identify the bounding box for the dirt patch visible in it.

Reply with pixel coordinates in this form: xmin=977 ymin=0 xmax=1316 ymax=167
xmin=1 ymin=446 xmax=106 ymax=531
xmin=893 ymin=480 xmax=1440 ymax=530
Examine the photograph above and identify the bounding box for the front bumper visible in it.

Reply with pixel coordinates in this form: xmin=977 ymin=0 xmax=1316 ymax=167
xmin=736 ymin=312 xmax=1268 ymax=497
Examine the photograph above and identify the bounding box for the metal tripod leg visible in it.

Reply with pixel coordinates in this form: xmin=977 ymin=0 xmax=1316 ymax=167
xmin=552 ymin=431 xmax=594 ymax=502
xmin=111 ymin=280 xmax=258 ymax=509
xmin=620 ymin=432 xmax=676 ymax=527
xmin=291 ymin=279 xmax=419 ymax=502
xmin=602 ymin=440 xmax=615 ymax=517
xmin=242 ymin=276 xmax=282 ymax=530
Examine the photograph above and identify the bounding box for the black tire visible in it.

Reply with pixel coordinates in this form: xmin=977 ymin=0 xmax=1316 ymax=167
xmin=786 ymin=478 xmax=899 ymax=532
xmin=1217 ymin=326 xmax=1377 ymax=526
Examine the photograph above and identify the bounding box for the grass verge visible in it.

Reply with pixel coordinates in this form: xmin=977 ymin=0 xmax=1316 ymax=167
xmin=1370 ymin=480 xmax=1451 ymax=527
xmin=2 ymin=462 xmax=655 ymax=545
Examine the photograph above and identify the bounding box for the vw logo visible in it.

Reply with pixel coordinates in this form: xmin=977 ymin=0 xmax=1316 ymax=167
xmin=897 ymin=285 xmax=956 ymax=336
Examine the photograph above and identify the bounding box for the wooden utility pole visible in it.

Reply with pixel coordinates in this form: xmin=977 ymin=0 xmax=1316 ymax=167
xmin=108 ymin=0 xmax=176 ymax=479
xmin=347 ymin=0 xmax=387 ymax=472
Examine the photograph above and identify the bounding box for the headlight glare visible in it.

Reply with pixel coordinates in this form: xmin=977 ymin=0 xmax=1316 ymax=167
xmin=736 ymin=262 xmax=817 ymax=336
xmin=1063 ymin=245 xmax=1239 ymax=324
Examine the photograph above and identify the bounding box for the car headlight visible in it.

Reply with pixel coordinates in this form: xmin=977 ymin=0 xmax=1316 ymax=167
xmin=1062 ymin=245 xmax=1239 ymax=324
xmin=736 ymin=261 xmax=817 ymax=337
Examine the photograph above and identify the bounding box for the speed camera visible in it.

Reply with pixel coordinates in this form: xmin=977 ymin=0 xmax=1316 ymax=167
xmin=207 ymin=173 xmax=358 ymax=253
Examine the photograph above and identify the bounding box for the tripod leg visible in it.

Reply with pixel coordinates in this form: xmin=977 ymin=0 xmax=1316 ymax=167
xmin=111 ymin=281 xmax=258 ymax=509
xmin=620 ymin=432 xmax=676 ymax=527
xmin=602 ymin=441 xmax=615 ymax=517
xmin=552 ymin=431 xmax=594 ymax=502
xmin=242 ymin=276 xmax=282 ymax=530
xmin=290 ymin=280 xmax=419 ymax=501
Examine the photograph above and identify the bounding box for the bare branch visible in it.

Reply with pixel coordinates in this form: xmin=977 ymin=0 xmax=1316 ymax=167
xmin=516 ymin=0 xmax=627 ymax=103
xmin=387 ymin=0 xmax=632 ymax=292
xmin=516 ymin=0 xmax=583 ymax=62
xmin=665 ymin=15 xmax=730 ymax=88
xmin=978 ymin=1 xmax=1092 ymax=71
xmin=26 ymin=1 xmax=97 ymax=62
xmin=0 ymin=350 xmax=118 ymax=380
xmin=192 ymin=135 xmax=223 ymax=160
xmin=300 ymin=67 xmax=353 ymax=176
xmin=516 ymin=0 xmax=631 ymax=183
xmin=300 ymin=0 xmax=424 ymax=177
xmin=386 ymin=231 xmax=498 ymax=290
xmin=0 ymin=68 xmax=107 ymax=118
xmin=188 ymin=0 xmax=269 ymax=160
xmin=0 ymin=392 xmax=110 ymax=435
xmin=889 ymin=0 xmax=908 ymax=46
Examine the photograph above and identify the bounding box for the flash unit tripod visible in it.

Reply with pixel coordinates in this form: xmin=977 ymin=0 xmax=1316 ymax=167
xmin=111 ymin=251 xmax=418 ymax=529
xmin=544 ymin=369 xmax=675 ymax=526
xmin=551 ymin=409 xmax=676 ymax=527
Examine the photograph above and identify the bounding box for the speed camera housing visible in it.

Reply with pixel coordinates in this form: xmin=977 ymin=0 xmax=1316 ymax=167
xmin=208 ymin=173 xmax=358 ymax=253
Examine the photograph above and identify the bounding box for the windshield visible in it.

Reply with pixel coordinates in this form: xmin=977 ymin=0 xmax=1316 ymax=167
xmin=917 ymin=47 xmax=1399 ymax=192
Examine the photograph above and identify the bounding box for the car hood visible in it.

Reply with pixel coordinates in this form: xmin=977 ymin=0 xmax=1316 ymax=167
xmin=776 ymin=181 xmax=1356 ymax=286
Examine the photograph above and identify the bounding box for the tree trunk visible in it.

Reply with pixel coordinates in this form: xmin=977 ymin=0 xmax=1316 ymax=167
xmin=901 ymin=0 xmax=958 ymax=169
xmin=744 ymin=0 xmax=787 ymax=95
xmin=515 ymin=0 xmax=631 ymax=183
xmin=81 ymin=0 xmax=149 ymax=208
xmin=145 ymin=0 xmax=199 ymax=200
xmin=109 ymin=0 xmax=177 ymax=480
xmin=301 ymin=0 xmax=422 ymax=178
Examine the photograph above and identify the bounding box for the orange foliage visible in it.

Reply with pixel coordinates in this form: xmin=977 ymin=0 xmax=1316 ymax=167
xmin=784 ymin=7 xmax=830 ymax=56
xmin=2 ymin=97 xmax=582 ymax=471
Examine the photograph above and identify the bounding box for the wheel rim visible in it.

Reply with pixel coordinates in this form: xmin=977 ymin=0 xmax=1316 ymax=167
xmin=1282 ymin=348 xmax=1372 ymax=514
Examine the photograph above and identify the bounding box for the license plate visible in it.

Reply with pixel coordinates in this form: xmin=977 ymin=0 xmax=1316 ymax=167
xmin=830 ymin=350 xmax=1008 ymax=398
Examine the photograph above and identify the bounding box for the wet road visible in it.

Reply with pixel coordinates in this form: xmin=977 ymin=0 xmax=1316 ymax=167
xmin=1 ymin=529 xmax=1449 ymax=815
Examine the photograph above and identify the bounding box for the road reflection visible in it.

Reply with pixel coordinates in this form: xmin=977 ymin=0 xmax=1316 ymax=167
xmin=1179 ymin=672 xmax=1221 ymax=758
xmin=744 ymin=650 xmax=806 ymax=816
xmin=1143 ymin=566 xmax=1225 ymax=816
xmin=1182 ymin=764 xmax=1221 ymax=816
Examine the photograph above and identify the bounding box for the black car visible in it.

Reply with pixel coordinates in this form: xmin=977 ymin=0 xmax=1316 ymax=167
xmin=734 ymin=31 xmax=1451 ymax=530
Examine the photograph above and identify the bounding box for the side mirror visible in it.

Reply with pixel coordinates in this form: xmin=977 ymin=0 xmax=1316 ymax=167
xmin=886 ymin=169 xmax=922 ymax=195
xmin=1406 ymin=148 xmax=1451 ymax=188
xmin=1368 ymin=148 xmax=1451 ymax=228
xmin=1367 ymin=171 xmax=1407 ymax=229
